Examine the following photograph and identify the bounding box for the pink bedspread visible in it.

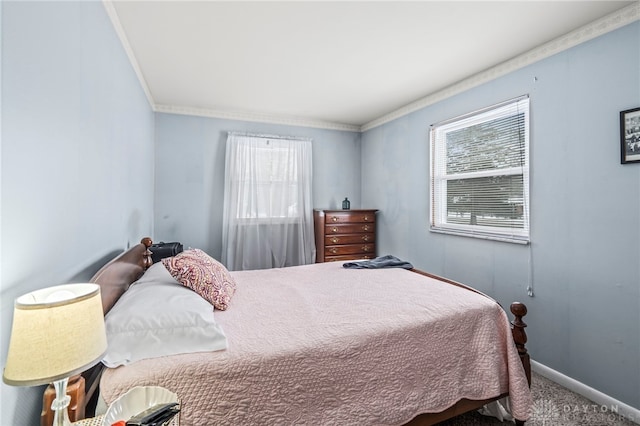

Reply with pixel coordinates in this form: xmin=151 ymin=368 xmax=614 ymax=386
xmin=101 ymin=262 xmax=532 ymax=425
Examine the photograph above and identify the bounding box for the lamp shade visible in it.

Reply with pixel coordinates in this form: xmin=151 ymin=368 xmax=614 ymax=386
xmin=3 ymin=283 xmax=107 ymax=386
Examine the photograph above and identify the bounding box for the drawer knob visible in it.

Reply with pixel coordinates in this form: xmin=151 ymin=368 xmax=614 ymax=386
xmin=364 ymin=216 xmax=370 ymax=221
xmin=331 ymin=237 xmax=339 ymax=244
xmin=363 ymin=245 xmax=370 ymax=252
xmin=362 ymin=235 xmax=369 ymax=242
xmin=331 ymin=227 xmax=338 ymax=233
xmin=332 ymin=217 xmax=338 ymax=222
xmin=363 ymin=225 xmax=370 ymax=231
xmin=330 ymin=248 xmax=338 ymax=254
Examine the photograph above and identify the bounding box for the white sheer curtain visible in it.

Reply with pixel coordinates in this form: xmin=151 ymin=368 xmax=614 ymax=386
xmin=221 ymin=132 xmax=316 ymax=271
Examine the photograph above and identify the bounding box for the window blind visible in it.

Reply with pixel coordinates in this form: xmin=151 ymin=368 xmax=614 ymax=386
xmin=430 ymin=95 xmax=530 ymax=243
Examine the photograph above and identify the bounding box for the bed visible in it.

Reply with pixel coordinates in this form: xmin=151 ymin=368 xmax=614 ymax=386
xmin=41 ymin=238 xmax=532 ymax=426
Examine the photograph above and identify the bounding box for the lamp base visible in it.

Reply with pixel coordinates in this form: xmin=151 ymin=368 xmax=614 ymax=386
xmin=42 ymin=374 xmax=86 ymax=426
xmin=51 ymin=377 xmax=72 ymax=426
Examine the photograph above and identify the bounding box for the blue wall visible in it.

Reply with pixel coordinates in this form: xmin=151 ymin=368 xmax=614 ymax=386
xmin=154 ymin=113 xmax=361 ymax=259
xmin=361 ymin=22 xmax=640 ymax=410
xmin=1 ymin=2 xmax=154 ymax=424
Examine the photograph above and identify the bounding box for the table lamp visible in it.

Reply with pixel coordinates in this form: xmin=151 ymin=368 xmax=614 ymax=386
xmin=3 ymin=283 xmax=107 ymax=426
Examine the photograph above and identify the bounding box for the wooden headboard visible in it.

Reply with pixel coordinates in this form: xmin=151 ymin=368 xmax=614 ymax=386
xmin=91 ymin=237 xmax=153 ymax=314
xmin=41 ymin=238 xmax=154 ymax=426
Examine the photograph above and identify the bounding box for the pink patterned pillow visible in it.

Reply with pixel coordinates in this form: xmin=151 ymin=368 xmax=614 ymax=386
xmin=161 ymin=249 xmax=236 ymax=310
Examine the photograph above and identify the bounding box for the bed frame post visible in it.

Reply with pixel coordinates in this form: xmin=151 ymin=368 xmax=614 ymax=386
xmin=510 ymin=302 xmax=531 ymax=387
xmin=141 ymin=237 xmax=153 ymax=268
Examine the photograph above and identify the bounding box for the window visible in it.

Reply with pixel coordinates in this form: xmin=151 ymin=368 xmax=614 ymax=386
xmin=430 ymin=96 xmax=530 ymax=243
xmin=222 ymin=133 xmax=315 ymax=270
xmin=236 ymin=142 xmax=302 ymax=220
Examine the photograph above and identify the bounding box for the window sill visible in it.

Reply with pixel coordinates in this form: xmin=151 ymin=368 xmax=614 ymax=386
xmin=429 ymin=227 xmax=530 ymax=245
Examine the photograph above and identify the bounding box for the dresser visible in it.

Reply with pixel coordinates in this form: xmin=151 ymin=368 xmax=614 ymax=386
xmin=314 ymin=209 xmax=378 ymax=262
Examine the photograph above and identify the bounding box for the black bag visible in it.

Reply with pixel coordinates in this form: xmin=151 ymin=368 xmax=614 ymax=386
xmin=150 ymin=241 xmax=184 ymax=263
xmin=126 ymin=402 xmax=180 ymax=426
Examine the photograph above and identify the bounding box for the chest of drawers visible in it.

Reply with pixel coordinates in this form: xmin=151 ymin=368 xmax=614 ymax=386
xmin=313 ymin=209 xmax=378 ymax=262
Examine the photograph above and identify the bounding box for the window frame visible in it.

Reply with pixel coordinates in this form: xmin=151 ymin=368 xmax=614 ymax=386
xmin=429 ymin=95 xmax=530 ymax=244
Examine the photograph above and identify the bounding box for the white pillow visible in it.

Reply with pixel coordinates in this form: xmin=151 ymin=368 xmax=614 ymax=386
xmin=102 ymin=262 xmax=227 ymax=368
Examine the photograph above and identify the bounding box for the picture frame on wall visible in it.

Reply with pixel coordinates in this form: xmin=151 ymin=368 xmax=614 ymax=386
xmin=620 ymin=107 xmax=640 ymax=164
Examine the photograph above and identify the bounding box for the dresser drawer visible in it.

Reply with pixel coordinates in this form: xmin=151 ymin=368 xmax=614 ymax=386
xmin=325 ymin=254 xmax=375 ymax=262
xmin=325 ymin=233 xmax=375 ymax=245
xmin=325 ymin=244 xmax=375 ymax=257
xmin=325 ymin=223 xmax=375 ymax=234
xmin=325 ymin=212 xmax=376 ymax=224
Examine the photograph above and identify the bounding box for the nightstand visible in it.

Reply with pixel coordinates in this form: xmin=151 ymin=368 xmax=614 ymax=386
xmin=72 ymin=415 xmax=104 ymax=426
xmin=72 ymin=413 xmax=179 ymax=426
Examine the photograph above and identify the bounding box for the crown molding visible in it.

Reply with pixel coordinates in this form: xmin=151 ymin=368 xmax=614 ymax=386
xmin=102 ymin=1 xmax=154 ymax=109
xmin=361 ymin=2 xmax=640 ymax=132
xmin=103 ymin=0 xmax=358 ymax=132
xmin=153 ymin=104 xmax=361 ymax=132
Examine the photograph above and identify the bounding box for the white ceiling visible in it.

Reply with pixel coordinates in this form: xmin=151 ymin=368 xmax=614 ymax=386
xmin=107 ymin=1 xmax=637 ymax=131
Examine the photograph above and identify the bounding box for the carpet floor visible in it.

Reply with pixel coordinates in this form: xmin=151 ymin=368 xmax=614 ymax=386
xmin=437 ymin=372 xmax=637 ymax=425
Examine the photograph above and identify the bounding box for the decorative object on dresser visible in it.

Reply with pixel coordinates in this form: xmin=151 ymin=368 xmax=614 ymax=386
xmin=341 ymin=197 xmax=350 ymax=210
xmin=314 ymin=209 xmax=378 ymax=262
xmin=3 ymin=283 xmax=108 ymax=426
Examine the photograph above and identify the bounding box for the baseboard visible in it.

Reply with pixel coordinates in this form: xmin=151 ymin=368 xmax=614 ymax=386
xmin=531 ymin=360 xmax=640 ymax=425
